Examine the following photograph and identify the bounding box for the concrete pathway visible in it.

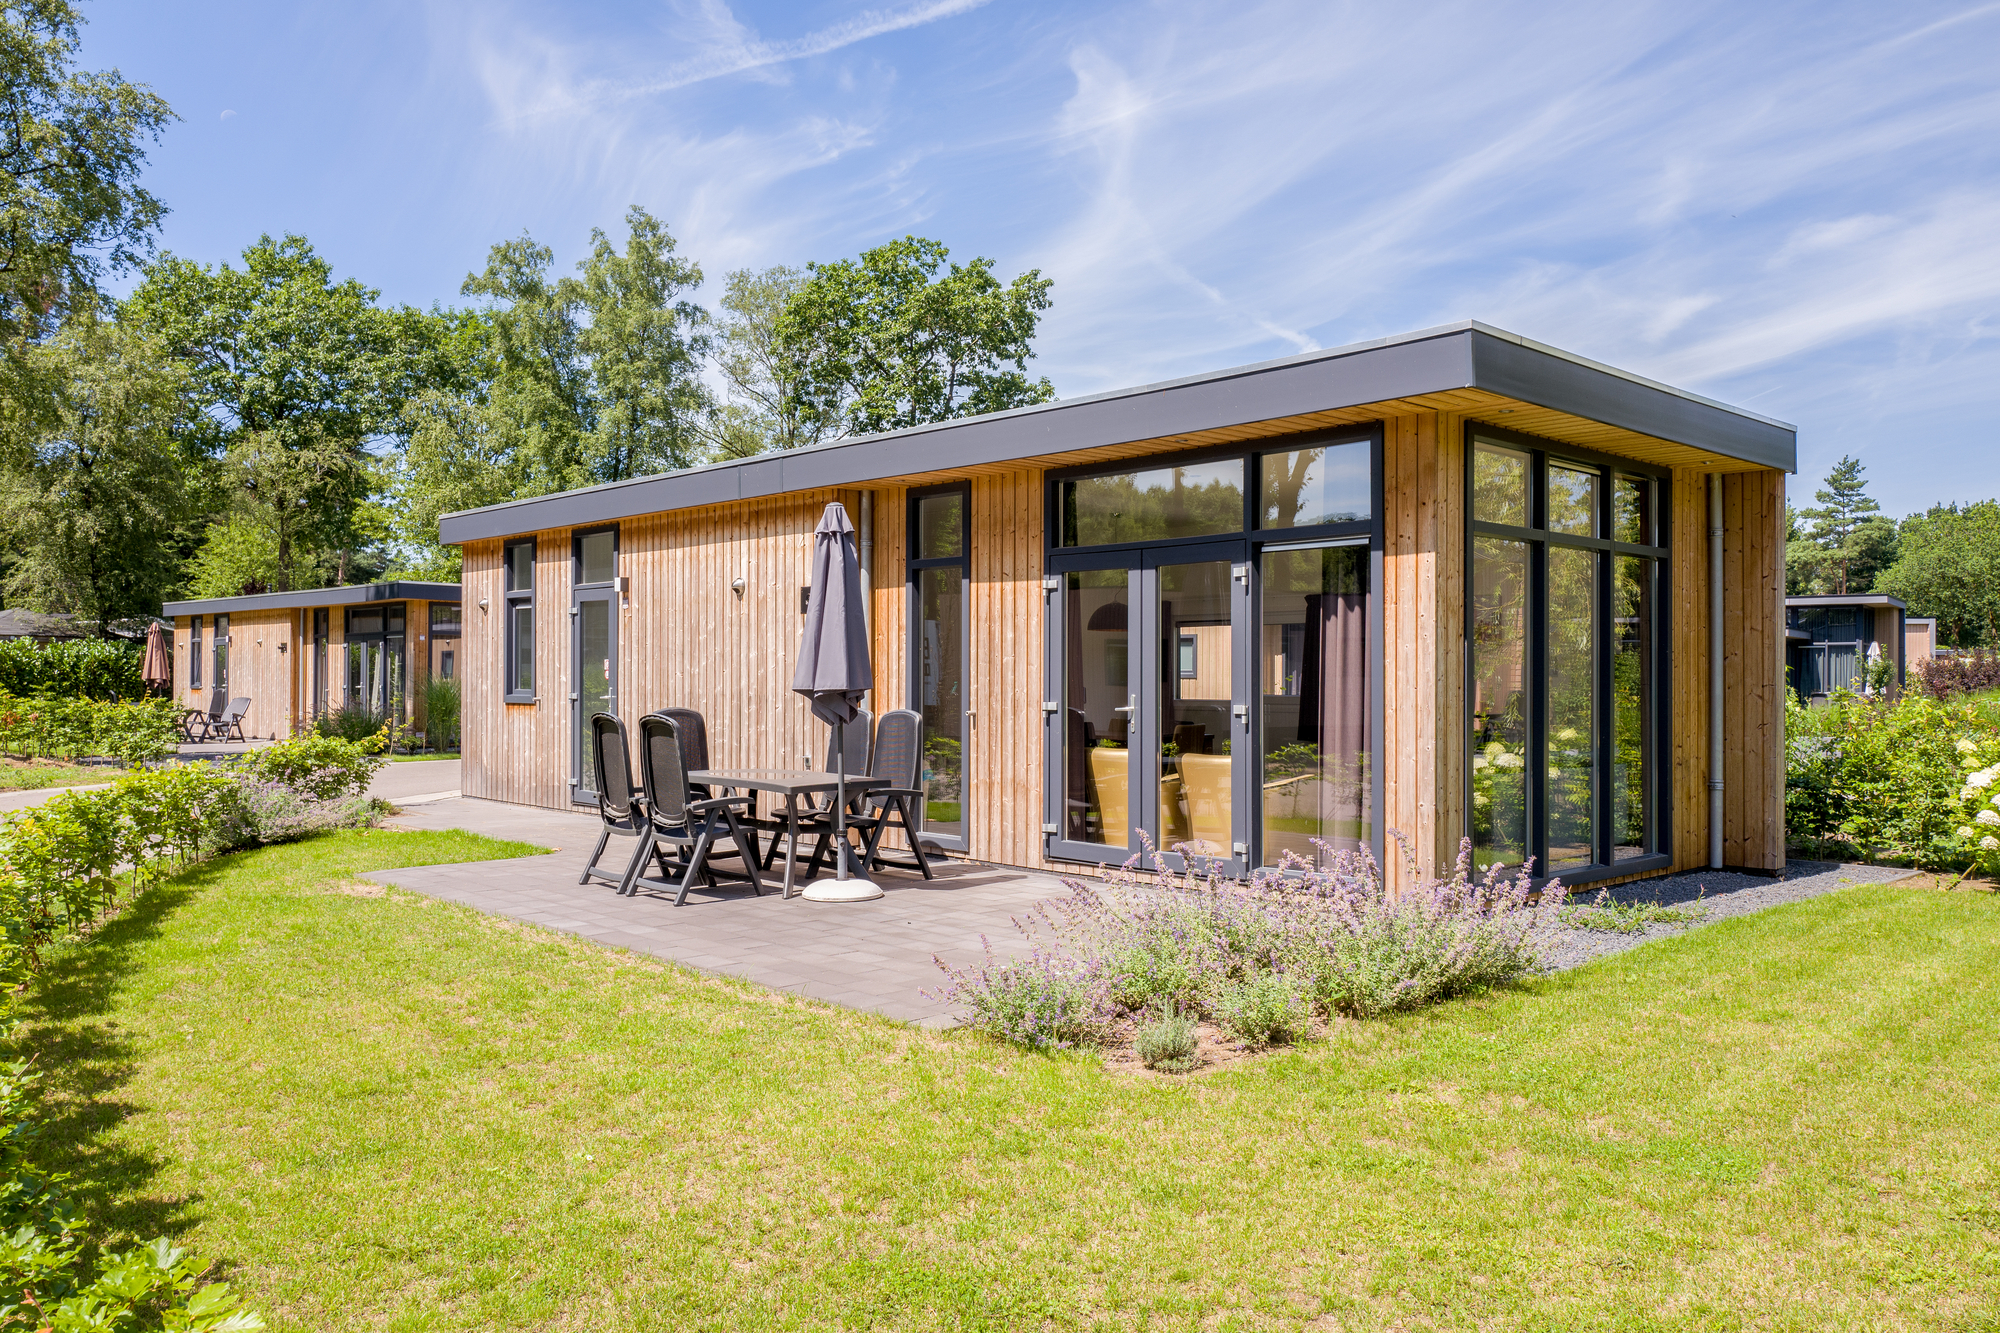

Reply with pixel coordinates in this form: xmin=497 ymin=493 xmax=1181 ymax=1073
xmin=366 ymin=794 xmax=1068 ymax=1025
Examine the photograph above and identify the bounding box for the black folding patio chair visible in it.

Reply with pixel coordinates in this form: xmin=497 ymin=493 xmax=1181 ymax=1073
xmin=578 ymin=712 xmax=650 ymax=893
xmin=850 ymin=709 xmax=933 ymax=879
xmin=654 ymin=705 xmax=756 ymax=872
xmin=182 ymin=688 xmax=227 ymax=742
xmin=628 ymin=712 xmax=764 ymax=906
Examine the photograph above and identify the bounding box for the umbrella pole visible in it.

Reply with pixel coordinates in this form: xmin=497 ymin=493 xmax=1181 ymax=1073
xmin=835 ymin=719 xmax=848 ymax=881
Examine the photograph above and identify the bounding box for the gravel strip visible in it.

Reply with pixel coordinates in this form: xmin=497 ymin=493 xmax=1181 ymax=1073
xmin=1546 ymin=859 xmax=1922 ymax=972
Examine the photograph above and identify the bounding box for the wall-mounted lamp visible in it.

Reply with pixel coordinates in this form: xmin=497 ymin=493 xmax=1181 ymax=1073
xmin=731 ymin=576 xmax=746 ymax=598
xmin=277 ymin=642 xmax=287 ymax=654
xmin=478 ymin=597 xmax=489 ymax=612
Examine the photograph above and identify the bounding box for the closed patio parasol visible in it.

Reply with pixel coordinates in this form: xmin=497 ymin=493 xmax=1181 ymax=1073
xmin=792 ymin=501 xmax=879 ymax=901
xmin=141 ymin=621 xmax=171 ymax=693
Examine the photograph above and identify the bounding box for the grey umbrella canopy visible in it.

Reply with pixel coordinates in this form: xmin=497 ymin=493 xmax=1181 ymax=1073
xmin=792 ymin=502 xmax=874 ymax=723
xmin=793 ymin=502 xmax=877 ymax=893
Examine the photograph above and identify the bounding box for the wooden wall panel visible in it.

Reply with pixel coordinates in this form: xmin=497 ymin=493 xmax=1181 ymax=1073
xmin=966 ymin=470 xmax=1044 ymax=870
xmin=172 ymin=609 xmax=298 ymax=739
xmin=1380 ymin=411 xmax=1464 ymax=891
xmin=1669 ymin=467 xmax=1712 ymax=872
xmin=1723 ymin=469 xmax=1784 ymax=870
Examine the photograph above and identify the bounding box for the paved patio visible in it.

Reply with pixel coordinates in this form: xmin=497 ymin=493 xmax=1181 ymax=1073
xmin=366 ymin=793 xmax=1074 ymax=1025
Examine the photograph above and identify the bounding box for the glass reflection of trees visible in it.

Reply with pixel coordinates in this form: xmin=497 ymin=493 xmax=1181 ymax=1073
xmin=1061 ymin=461 xmax=1244 ymax=546
xmin=1471 ymin=537 xmax=1528 ymax=869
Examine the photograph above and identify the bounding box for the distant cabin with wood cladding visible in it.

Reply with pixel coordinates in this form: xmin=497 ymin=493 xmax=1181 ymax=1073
xmin=437 ymin=323 xmax=1794 ymax=890
xmin=162 ymin=581 xmax=463 ymax=741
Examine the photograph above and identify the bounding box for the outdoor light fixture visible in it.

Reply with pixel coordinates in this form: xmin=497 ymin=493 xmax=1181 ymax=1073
xmin=731 ymin=576 xmax=745 ymax=597
xmin=478 ymin=597 xmax=488 ymax=611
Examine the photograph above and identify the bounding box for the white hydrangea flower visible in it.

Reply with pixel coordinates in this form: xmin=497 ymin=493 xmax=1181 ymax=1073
xmin=1472 ymin=755 xmax=1488 ymax=770
xmin=1963 ymin=790 xmax=1981 ymax=803
xmin=1972 ymin=771 xmax=1996 ymax=790
xmin=1976 ymin=808 xmax=2000 ymax=827
xmin=1982 ymin=835 xmax=1999 ymax=851
xmin=1959 ymin=826 xmax=1977 ymax=839
xmin=1959 ymin=737 xmax=1981 ymax=754
xmin=1497 ymin=752 xmax=1524 ymax=769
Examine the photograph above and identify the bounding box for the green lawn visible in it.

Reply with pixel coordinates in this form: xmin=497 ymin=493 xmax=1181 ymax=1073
xmin=391 ymin=751 xmax=461 ymax=762
xmin=0 ymin=757 xmax=116 ymax=790
xmin=24 ymin=833 xmax=2000 ymax=1331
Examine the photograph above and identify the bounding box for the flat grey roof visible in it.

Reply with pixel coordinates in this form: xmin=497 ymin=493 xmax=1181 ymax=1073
xmin=1786 ymin=594 xmax=1907 ymax=610
xmin=164 ymin=581 xmax=461 ymax=618
xmin=438 ymin=321 xmax=1799 ymax=545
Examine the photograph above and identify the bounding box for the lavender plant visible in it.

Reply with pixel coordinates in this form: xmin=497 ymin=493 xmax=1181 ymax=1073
xmin=932 ymin=832 xmax=1569 ymax=1052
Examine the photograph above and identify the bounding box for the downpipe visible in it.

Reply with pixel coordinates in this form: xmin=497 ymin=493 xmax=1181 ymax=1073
xmin=1708 ymin=473 xmax=1724 ymax=870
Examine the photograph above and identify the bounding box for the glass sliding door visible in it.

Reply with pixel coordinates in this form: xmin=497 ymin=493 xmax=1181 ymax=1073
xmin=343 ymin=604 xmax=406 ymax=722
xmin=909 ymin=488 xmax=969 ymax=846
xmin=571 ymin=529 xmax=619 ymax=804
xmin=1471 ymin=538 xmax=1530 ymax=870
xmin=1156 ymin=558 xmax=1235 ymax=858
xmin=1061 ymin=567 xmax=1134 ymax=848
xmin=1544 ymin=544 xmax=1597 ymax=874
xmin=1260 ymin=544 xmax=1370 ymax=869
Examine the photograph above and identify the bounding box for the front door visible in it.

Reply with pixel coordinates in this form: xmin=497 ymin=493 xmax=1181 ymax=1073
xmin=1047 ymin=542 xmax=1250 ymax=873
xmin=571 ymin=590 xmax=618 ymax=803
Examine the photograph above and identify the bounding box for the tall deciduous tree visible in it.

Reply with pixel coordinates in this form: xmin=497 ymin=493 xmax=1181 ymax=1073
xmin=1879 ymin=502 xmax=2000 ymax=647
xmin=0 ymin=1 xmax=172 ymax=362
xmin=703 ymin=264 xmax=818 ymax=457
xmin=121 ymin=234 xmax=447 ymax=591
xmin=0 ymin=306 xmax=186 ymax=629
xmin=779 ymin=236 xmax=1053 ymax=439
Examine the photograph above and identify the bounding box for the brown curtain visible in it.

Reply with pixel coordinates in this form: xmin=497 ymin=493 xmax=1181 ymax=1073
xmin=1299 ymin=592 xmax=1368 ymax=857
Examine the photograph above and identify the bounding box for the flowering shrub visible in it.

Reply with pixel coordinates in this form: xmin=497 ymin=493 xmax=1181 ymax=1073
xmin=0 ymin=689 xmax=179 ymax=765
xmin=1785 ymin=691 xmax=2000 ymax=865
xmin=1914 ymin=649 xmax=2000 ymax=700
xmin=238 ymin=734 xmax=385 ymax=800
xmin=931 ymin=833 xmax=1568 ymax=1052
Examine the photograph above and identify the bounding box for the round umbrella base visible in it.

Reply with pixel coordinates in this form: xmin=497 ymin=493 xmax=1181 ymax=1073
xmin=800 ymin=876 xmax=883 ymax=902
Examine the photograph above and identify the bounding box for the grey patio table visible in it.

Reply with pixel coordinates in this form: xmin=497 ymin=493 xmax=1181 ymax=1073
xmin=688 ymin=769 xmax=885 ymax=899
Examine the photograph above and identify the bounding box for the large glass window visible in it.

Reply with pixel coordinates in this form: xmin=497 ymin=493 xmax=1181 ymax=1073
xmin=1060 ymin=460 xmax=1244 ymax=547
xmin=1157 ymin=560 xmax=1234 ymax=858
xmin=909 ymin=488 xmax=969 ymax=844
xmin=1259 ymin=441 xmax=1370 ymax=529
xmin=1260 ymin=545 xmax=1370 ymax=868
xmin=1469 ymin=435 xmax=1665 ymax=879
xmin=1062 ymin=568 xmax=1133 ymax=848
xmin=189 ymin=616 xmax=204 ymax=692
xmin=504 ymin=539 xmax=534 ymax=699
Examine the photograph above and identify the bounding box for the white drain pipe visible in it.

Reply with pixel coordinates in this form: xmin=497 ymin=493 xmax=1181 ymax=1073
xmin=1708 ymin=473 xmax=1724 ymax=870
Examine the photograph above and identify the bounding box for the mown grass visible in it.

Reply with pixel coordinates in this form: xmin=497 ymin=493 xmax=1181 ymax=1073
xmin=0 ymin=756 xmax=115 ymax=790
xmin=22 ymin=831 xmax=2000 ymax=1331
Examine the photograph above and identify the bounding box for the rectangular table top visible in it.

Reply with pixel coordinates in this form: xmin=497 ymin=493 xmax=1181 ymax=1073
xmin=688 ymin=768 xmax=883 ymax=796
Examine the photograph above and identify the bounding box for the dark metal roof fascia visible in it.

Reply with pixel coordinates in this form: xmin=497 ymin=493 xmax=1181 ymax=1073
xmin=437 ymin=332 xmax=1477 ymax=543
xmin=436 ymin=320 xmax=1799 ymax=544
xmin=1784 ymin=594 xmax=1907 ymax=609
xmin=161 ymin=581 xmax=462 ymax=618
xmin=1466 ymin=331 xmax=1797 ymax=473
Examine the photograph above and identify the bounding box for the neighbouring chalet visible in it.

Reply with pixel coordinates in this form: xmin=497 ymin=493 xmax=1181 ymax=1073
xmin=435 ymin=323 xmax=1795 ymax=889
xmin=162 ymin=582 xmax=462 ymax=740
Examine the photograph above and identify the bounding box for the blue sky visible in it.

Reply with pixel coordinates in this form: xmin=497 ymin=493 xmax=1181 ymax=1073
xmin=87 ymin=0 xmax=2000 ymax=515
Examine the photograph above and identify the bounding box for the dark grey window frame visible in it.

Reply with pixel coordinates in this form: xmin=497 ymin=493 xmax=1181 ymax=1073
xmin=214 ymin=614 xmax=230 ymax=692
xmin=189 ymin=615 xmax=203 ymax=692
xmin=1041 ymin=425 xmax=1385 ymax=877
xmin=504 ymin=538 xmax=536 ymax=704
xmin=569 ymin=526 xmax=620 ymax=805
xmin=1464 ymin=421 xmax=1673 ymax=888
xmin=907 ymin=482 xmax=972 ymax=851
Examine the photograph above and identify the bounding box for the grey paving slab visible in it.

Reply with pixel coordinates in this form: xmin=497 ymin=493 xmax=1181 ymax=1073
xmin=366 ymin=795 xmax=1071 ymax=1023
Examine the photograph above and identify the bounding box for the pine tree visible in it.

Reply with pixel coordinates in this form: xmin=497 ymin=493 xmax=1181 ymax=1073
xmin=1797 ymin=454 xmax=1894 ymax=594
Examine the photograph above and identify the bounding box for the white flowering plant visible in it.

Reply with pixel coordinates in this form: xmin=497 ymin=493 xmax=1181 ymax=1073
xmin=1948 ymin=737 xmax=2000 ymax=876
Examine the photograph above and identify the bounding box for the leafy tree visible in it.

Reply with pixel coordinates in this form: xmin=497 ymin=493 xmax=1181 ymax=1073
xmin=779 ymin=235 xmax=1053 ymax=439
xmin=703 ymin=264 xmax=819 ymax=456
xmin=0 ymin=308 xmax=187 ymax=629
xmin=392 ymin=208 xmax=711 ymax=569
xmin=0 ymin=1 xmax=173 ymax=360
xmin=1878 ymin=502 xmax=2000 ymax=647
xmin=1795 ymin=454 xmax=1897 ymax=594
xmin=121 ymin=233 xmax=448 ymax=590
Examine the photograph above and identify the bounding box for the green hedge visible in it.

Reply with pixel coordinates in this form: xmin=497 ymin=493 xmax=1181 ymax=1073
xmin=0 ymin=637 xmax=146 ymax=700
xmin=0 ymin=689 xmax=179 ymax=765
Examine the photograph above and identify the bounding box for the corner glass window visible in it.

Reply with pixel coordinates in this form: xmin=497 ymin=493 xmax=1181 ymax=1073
xmin=578 ymin=530 xmax=616 ymax=585
xmin=1473 ymin=444 xmax=1530 ymax=527
xmin=1469 ymin=433 xmax=1665 ymax=879
xmin=1259 ymin=441 xmax=1370 ymax=529
xmin=1547 ymin=464 xmax=1599 ymax=537
xmin=1059 ymin=459 xmax=1244 ymax=547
